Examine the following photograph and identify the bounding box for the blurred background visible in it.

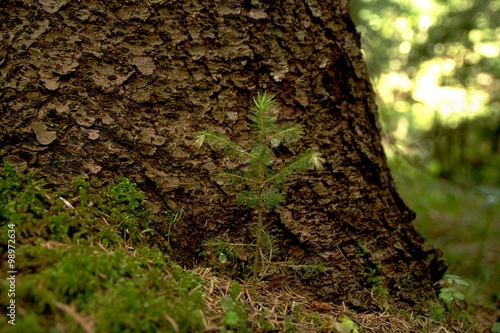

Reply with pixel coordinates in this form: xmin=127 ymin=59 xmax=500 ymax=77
xmin=350 ymin=0 xmax=500 ymax=308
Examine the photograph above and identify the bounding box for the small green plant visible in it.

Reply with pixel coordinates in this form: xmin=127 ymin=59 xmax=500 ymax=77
xmin=355 ymin=241 xmax=368 ymax=258
xmin=220 ymin=281 xmax=249 ymax=332
xmin=439 ymin=274 xmax=469 ymax=303
xmin=333 ymin=315 xmax=360 ymax=333
xmin=439 ymin=274 xmax=469 ymax=323
xmin=194 ymin=91 xmax=324 ymax=284
xmin=360 ymin=264 xmax=389 ymax=307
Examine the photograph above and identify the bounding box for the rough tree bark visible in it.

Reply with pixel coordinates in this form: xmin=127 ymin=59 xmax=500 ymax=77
xmin=0 ymin=0 xmax=445 ymax=309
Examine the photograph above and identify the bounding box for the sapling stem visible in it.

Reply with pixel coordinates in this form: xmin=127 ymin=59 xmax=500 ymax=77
xmin=194 ymin=91 xmax=324 ymax=287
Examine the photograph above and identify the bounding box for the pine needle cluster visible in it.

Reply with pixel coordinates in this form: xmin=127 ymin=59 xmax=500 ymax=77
xmin=194 ymin=91 xmax=325 ymax=283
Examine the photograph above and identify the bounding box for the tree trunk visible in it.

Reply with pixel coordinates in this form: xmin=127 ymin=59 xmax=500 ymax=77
xmin=0 ymin=0 xmax=445 ymax=309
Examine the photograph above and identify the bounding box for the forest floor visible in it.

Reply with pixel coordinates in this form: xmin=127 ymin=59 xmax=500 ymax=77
xmin=1 ymin=165 xmax=497 ymax=332
xmin=197 ymin=267 xmax=480 ymax=332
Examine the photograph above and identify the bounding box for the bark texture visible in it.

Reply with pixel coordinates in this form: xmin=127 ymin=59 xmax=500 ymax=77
xmin=0 ymin=0 xmax=445 ymax=308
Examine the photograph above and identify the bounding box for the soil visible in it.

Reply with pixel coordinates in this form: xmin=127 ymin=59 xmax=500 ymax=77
xmin=1 ymin=0 xmax=447 ymax=313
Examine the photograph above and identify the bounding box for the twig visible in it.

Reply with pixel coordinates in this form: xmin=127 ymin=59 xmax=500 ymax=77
xmin=54 ymin=301 xmax=94 ymax=333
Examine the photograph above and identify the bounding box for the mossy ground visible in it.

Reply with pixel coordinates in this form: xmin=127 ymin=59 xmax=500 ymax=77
xmin=0 ymin=165 xmax=204 ymax=332
xmin=0 ymin=164 xmax=482 ymax=332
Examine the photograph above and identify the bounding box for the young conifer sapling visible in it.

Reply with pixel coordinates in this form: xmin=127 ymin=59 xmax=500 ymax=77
xmin=194 ymin=91 xmax=325 ymax=283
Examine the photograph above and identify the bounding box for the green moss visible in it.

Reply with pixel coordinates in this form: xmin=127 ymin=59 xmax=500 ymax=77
xmin=0 ymin=164 xmax=205 ymax=332
xmin=0 ymin=164 xmax=153 ymax=247
xmin=426 ymin=301 xmax=447 ymax=322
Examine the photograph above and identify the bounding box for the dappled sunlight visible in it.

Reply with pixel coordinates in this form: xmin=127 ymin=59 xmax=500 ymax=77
xmin=380 ymin=41 xmax=494 ymax=130
xmin=474 ymin=43 xmax=500 ymax=58
xmin=353 ymin=0 xmax=499 ymax=135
